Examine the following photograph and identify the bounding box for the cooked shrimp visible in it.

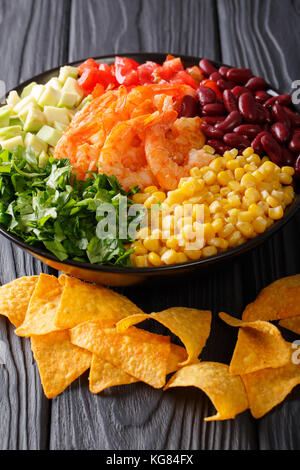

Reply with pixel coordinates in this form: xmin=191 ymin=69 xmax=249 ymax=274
xmin=98 ymin=115 xmax=158 ymax=190
xmin=144 ymin=110 xmax=213 ymax=191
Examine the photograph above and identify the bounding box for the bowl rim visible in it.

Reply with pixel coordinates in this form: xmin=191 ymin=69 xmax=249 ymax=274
xmin=1 ymin=51 xmax=299 ymax=275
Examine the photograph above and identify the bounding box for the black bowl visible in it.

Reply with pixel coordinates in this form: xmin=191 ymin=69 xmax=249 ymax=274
xmin=0 ymin=53 xmax=299 ymax=286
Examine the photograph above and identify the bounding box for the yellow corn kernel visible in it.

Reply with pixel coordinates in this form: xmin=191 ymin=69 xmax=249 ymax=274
xmin=281 ymin=166 xmax=295 ymax=176
xmin=166 ymin=236 xmax=179 ymax=250
xmin=132 ymin=192 xmax=149 ymax=204
xmin=252 ymin=169 xmax=264 ymax=182
xmin=242 ymin=147 xmax=254 ymax=158
xmin=268 ymin=206 xmax=284 ymax=220
xmin=227 ymin=193 xmax=241 ymax=208
xmin=203 ymin=169 xmax=217 ymax=185
xmin=220 ymin=186 xmax=230 ymax=197
xmin=271 ymin=190 xmax=284 ymax=202
xmin=282 ymin=191 xmax=294 ymax=205
xmin=227 ymin=208 xmax=239 ymax=224
xmin=240 ymin=173 xmax=257 ymax=188
xmin=228 ymin=180 xmax=241 ymax=192
xmin=228 ymin=230 xmax=242 ymax=247
xmin=266 ymin=195 xmax=280 ymax=208
xmin=219 ymin=223 xmax=235 ymax=238
xmin=203 ymin=222 xmax=215 ymax=240
xmin=208 ymin=237 xmax=229 ymax=250
xmin=253 ymin=216 xmax=268 ymax=234
xmin=176 ymin=252 xmax=189 ymax=264
xmin=159 ymin=246 xmax=168 ymax=256
xmin=144 ymin=194 xmax=160 ymax=208
xmin=135 ymin=255 xmax=149 ymax=267
xmin=248 ymin=203 xmax=264 ymax=218
xmin=202 ymin=245 xmax=218 ymax=257
xmin=217 ymin=170 xmax=234 ymax=186
xmin=261 ymin=156 xmax=269 ymax=163
xmin=202 ymin=144 xmax=216 ymax=154
xmin=212 ymin=217 xmax=224 ymax=233
xmin=180 ymin=178 xmax=205 ymax=197
xmin=258 ymin=160 xmax=277 ymax=177
xmin=166 ymin=189 xmax=186 ymax=205
xmin=236 ymin=221 xmax=254 ymax=238
xmin=181 ymin=224 xmax=196 ymax=242
xmin=209 ymin=157 xmax=224 ymax=172
xmin=244 ymin=163 xmax=257 ymax=173
xmin=137 ymin=226 xmax=150 ymax=240
xmin=209 ymin=200 xmax=222 ymax=214
xmin=246 ymin=154 xmax=261 ymax=166
xmin=184 ymin=249 xmax=202 ymax=260
xmin=238 ymin=211 xmax=254 ymax=223
xmin=224 ymin=149 xmax=238 ymax=161
xmin=148 ymin=252 xmax=162 ymax=266
xmin=279 ymin=173 xmax=293 ymax=185
xmin=161 ymin=249 xmax=179 ymax=265
xmin=190 ymin=167 xmax=202 ymax=177
xmin=235 ymin=155 xmax=246 ymax=166
xmin=226 ymin=159 xmax=240 ymax=171
xmin=210 ymin=184 xmax=221 ymax=194
xmin=143 ymin=237 xmax=160 ymax=252
xmin=132 ymin=240 xmax=148 ymax=255
xmin=257 ymin=200 xmax=269 ymax=214
xmin=244 ymin=187 xmax=260 ymax=204
xmin=144 ymin=186 xmax=158 ymax=194
xmin=234 ymin=167 xmax=245 ymax=181
xmin=152 ymin=191 xmax=167 ymax=203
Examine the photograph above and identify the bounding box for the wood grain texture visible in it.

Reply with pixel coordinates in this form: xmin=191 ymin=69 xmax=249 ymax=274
xmin=0 ymin=0 xmax=70 ymax=450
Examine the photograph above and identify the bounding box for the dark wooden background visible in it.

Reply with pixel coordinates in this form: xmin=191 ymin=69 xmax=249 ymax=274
xmin=0 ymin=0 xmax=300 ymax=450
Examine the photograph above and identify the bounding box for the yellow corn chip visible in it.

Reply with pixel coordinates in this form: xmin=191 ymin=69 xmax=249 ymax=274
xmin=70 ymin=321 xmax=170 ymax=388
xmin=242 ymin=346 xmax=300 ymax=418
xmin=219 ymin=312 xmax=290 ymax=374
xmin=164 ymin=362 xmax=249 ymax=421
xmin=89 ymin=343 xmax=188 ymax=394
xmin=15 ymin=274 xmax=62 ymax=337
xmin=31 ymin=330 xmax=92 ymax=399
xmin=279 ymin=317 xmax=300 ymax=335
xmin=0 ymin=276 xmax=39 ymax=327
xmin=55 ymin=275 xmax=144 ymax=329
xmin=116 ymin=307 xmax=212 ymax=365
xmin=243 ymin=274 xmax=300 ymax=322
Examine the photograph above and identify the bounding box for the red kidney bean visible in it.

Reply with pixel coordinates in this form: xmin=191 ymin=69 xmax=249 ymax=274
xmin=294 ymin=154 xmax=300 ymax=179
xmin=263 ymin=106 xmax=273 ymax=124
xmin=271 ymin=103 xmax=291 ymax=128
xmin=234 ymin=124 xmax=262 ymax=139
xmin=254 ymin=102 xmax=268 ymax=123
xmin=261 ymin=134 xmax=283 ymax=165
xmin=282 ymin=147 xmax=296 ymax=166
xmin=226 ymin=68 xmax=253 ymax=84
xmin=207 ymin=139 xmax=231 ymax=154
xmin=200 ymin=123 xmax=224 ymax=140
xmin=202 ymin=115 xmax=225 ymax=125
xmin=223 ymin=133 xmax=251 ymax=149
xmin=210 ymin=72 xmax=222 ymax=82
xmin=178 ymin=95 xmax=199 ymax=118
xmin=263 ymin=96 xmax=278 ymax=108
xmin=245 ymin=76 xmax=267 ymax=91
xmin=231 ymin=86 xmax=251 ymax=99
xmin=264 ymin=95 xmax=292 ymax=108
xmin=202 ymin=103 xmax=226 ymax=116
xmin=283 ymin=107 xmax=300 ymax=128
xmin=199 ymin=59 xmax=218 ymax=77
xmin=223 ymin=89 xmax=238 ymax=112
xmin=270 ymin=122 xmax=290 ymax=144
xmin=251 ymin=131 xmax=270 ymax=154
xmin=219 ymin=66 xmax=229 ymax=78
xmin=217 ymin=79 xmax=235 ymax=91
xmin=238 ymin=93 xmax=257 ymax=122
xmin=197 ymin=85 xmax=217 ymax=106
xmin=288 ymin=130 xmax=300 ymax=153
xmin=215 ymin=110 xmax=243 ymax=132
xmin=254 ymin=90 xmax=270 ymax=104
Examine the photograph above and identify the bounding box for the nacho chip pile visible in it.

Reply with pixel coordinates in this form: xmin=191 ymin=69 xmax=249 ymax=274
xmin=1 ymin=272 xmax=300 ymax=421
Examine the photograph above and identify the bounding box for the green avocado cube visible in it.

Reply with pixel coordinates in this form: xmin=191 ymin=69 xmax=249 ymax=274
xmin=0 ymin=105 xmax=12 ymax=128
xmin=58 ymin=66 xmax=79 ymax=85
xmin=21 ymin=82 xmax=37 ymax=98
xmin=62 ymin=77 xmax=84 ymax=106
xmin=25 ymin=132 xmax=48 ymax=155
xmin=44 ymin=106 xmax=70 ymax=127
xmin=30 ymin=84 xmax=44 ymax=102
xmin=37 ymin=125 xmax=62 ymax=147
xmin=24 ymin=106 xmax=46 ymax=132
xmin=14 ymin=95 xmax=37 ymax=115
xmin=6 ymin=90 xmax=21 ymax=108
xmin=38 ymin=86 xmax=61 ymax=107
xmin=38 ymin=150 xmax=49 ymax=168
xmin=46 ymin=77 xmax=62 ymax=90
xmin=57 ymin=91 xmax=79 ymax=108
xmin=0 ymin=135 xmax=23 ymax=150
xmin=0 ymin=125 xmax=23 ymax=140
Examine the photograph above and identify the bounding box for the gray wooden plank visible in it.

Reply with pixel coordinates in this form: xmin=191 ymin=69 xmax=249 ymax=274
xmin=0 ymin=0 xmax=71 ymax=450
xmin=217 ymin=0 xmax=300 ymax=450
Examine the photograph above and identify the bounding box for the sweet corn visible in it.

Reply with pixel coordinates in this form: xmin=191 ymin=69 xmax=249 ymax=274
xmin=143 ymin=237 xmax=160 ymax=252
xmin=148 ymin=252 xmax=162 ymax=266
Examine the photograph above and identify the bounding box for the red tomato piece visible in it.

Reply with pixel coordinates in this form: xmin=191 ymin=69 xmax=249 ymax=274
xmin=77 ymin=58 xmax=99 ymax=75
xmin=171 ymin=70 xmax=199 ymax=89
xmin=201 ymin=79 xmax=222 ymax=99
xmin=137 ymin=61 xmax=160 ymax=84
xmin=159 ymin=57 xmax=184 ymax=80
xmin=114 ymin=57 xmax=140 ymax=85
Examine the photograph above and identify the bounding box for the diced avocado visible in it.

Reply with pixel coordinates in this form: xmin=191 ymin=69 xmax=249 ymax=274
xmin=38 ymin=150 xmax=49 ymax=168
xmin=30 ymin=84 xmax=44 ymax=102
xmin=76 ymin=94 xmax=92 ymax=111
xmin=53 ymin=121 xmax=68 ymax=132
xmin=44 ymin=106 xmax=70 ymax=127
xmin=62 ymin=77 xmax=84 ymax=106
xmin=57 ymin=91 xmax=79 ymax=108
xmin=46 ymin=77 xmax=62 ymax=90
xmin=21 ymin=82 xmax=37 ymax=98
xmin=58 ymin=66 xmax=79 ymax=85
xmin=25 ymin=132 xmax=48 ymax=155
xmin=0 ymin=105 xmax=12 ymax=128
xmin=0 ymin=125 xmax=23 ymax=140
xmin=14 ymin=95 xmax=37 ymax=115
xmin=6 ymin=90 xmax=21 ymax=107
xmin=38 ymin=86 xmax=61 ymax=107
xmin=0 ymin=135 xmax=23 ymax=150
xmin=37 ymin=125 xmax=62 ymax=147
xmin=24 ymin=106 xmax=46 ymax=132
xmin=9 ymin=116 xmax=23 ymax=127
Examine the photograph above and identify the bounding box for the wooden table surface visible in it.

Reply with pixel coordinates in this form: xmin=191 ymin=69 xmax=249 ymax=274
xmin=0 ymin=0 xmax=300 ymax=451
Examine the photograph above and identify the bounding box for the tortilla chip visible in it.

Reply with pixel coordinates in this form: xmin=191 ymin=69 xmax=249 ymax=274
xmin=219 ymin=312 xmax=290 ymax=374
xmin=31 ymin=330 xmax=92 ymax=399
xmin=164 ymin=362 xmax=249 ymax=421
xmin=89 ymin=343 xmax=188 ymax=394
xmin=279 ymin=317 xmax=300 ymax=335
xmin=15 ymin=274 xmax=62 ymax=337
xmin=55 ymin=275 xmax=144 ymax=329
xmin=242 ymin=346 xmax=300 ymax=418
xmin=0 ymin=276 xmax=39 ymax=327
xmin=243 ymin=274 xmax=300 ymax=322
xmin=70 ymin=321 xmax=171 ymax=388
xmin=116 ymin=307 xmax=212 ymax=365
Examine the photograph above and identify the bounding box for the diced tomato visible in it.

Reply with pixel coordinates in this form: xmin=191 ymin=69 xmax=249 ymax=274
xmin=77 ymin=58 xmax=99 ymax=75
xmin=114 ymin=57 xmax=140 ymax=86
xmin=171 ymin=70 xmax=199 ymax=89
xmin=159 ymin=57 xmax=184 ymax=81
xmin=201 ymin=79 xmax=222 ymax=99
xmin=98 ymin=63 xmax=118 ymax=87
xmin=137 ymin=61 xmax=160 ymax=84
